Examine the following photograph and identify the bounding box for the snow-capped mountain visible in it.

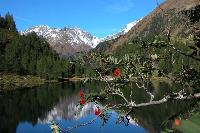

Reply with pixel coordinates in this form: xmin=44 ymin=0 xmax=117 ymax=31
xmin=100 ymin=19 xmax=142 ymax=42
xmin=22 ymin=26 xmax=100 ymax=56
xmin=22 ymin=19 xmax=140 ymax=56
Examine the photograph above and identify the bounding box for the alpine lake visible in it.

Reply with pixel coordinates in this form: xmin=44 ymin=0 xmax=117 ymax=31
xmin=0 ymin=80 xmax=196 ymax=133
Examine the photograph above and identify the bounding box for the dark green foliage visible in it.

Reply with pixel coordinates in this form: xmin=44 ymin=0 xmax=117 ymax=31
xmin=3 ymin=33 xmax=69 ymax=78
xmin=0 ymin=16 xmax=6 ymax=29
xmin=0 ymin=13 xmax=17 ymax=31
xmin=112 ymin=33 xmax=200 ymax=76
xmin=181 ymin=5 xmax=200 ymax=23
xmin=0 ymin=14 xmax=69 ymax=79
xmin=20 ymin=6 xmax=198 ymax=80
xmin=71 ymin=6 xmax=200 ymax=79
xmin=93 ymin=41 xmax=111 ymax=53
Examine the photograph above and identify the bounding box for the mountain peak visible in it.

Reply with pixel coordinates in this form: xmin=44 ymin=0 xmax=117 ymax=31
xmin=22 ymin=19 xmax=140 ymax=56
xmin=22 ymin=26 xmax=100 ymax=56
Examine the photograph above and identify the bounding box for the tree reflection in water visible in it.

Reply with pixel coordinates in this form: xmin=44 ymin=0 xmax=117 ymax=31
xmin=0 ymin=81 xmax=196 ymax=133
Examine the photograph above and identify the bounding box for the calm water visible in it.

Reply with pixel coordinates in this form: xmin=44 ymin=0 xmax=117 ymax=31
xmin=0 ymin=81 xmax=195 ymax=133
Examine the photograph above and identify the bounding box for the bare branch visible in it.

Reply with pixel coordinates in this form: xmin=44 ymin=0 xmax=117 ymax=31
xmin=136 ymin=82 xmax=154 ymax=102
xmin=155 ymin=0 xmax=164 ymax=11
xmin=132 ymin=92 xmax=200 ymax=108
xmin=112 ymin=88 xmax=130 ymax=105
xmin=66 ymin=115 xmax=99 ymax=133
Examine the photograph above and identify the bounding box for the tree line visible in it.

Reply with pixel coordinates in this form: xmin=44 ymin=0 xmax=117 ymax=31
xmin=0 ymin=13 xmax=69 ymax=79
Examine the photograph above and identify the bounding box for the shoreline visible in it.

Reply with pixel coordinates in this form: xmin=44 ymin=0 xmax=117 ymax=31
xmin=58 ymin=76 xmax=172 ymax=83
xmin=0 ymin=73 xmax=172 ymax=91
xmin=0 ymin=73 xmax=55 ymax=91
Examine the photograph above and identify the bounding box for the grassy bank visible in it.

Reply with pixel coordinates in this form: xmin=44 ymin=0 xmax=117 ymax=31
xmin=0 ymin=73 xmax=47 ymax=91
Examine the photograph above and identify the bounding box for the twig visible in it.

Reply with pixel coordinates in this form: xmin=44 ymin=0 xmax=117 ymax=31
xmin=112 ymin=88 xmax=130 ymax=105
xmin=66 ymin=115 xmax=99 ymax=133
xmin=136 ymin=82 xmax=154 ymax=102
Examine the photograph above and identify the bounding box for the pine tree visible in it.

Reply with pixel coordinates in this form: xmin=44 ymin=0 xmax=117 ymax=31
xmin=0 ymin=15 xmax=6 ymax=28
xmin=5 ymin=12 xmax=17 ymax=31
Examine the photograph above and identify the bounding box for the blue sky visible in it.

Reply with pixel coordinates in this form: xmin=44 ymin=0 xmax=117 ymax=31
xmin=0 ymin=0 xmax=165 ymax=38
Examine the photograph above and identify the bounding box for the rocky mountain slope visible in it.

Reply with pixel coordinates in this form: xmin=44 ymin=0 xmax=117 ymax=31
xmin=22 ymin=26 xmax=100 ymax=56
xmin=22 ymin=19 xmax=141 ymax=56
xmin=95 ymin=0 xmax=200 ymax=52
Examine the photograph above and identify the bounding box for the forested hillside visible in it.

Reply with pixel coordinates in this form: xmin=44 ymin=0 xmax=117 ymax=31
xmin=0 ymin=13 xmax=68 ymax=79
xmin=92 ymin=2 xmax=200 ymax=78
xmin=1 ymin=2 xmax=200 ymax=80
xmin=94 ymin=0 xmax=200 ymax=53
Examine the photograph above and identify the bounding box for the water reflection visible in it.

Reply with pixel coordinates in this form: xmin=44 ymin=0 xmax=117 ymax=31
xmin=0 ymin=81 xmax=195 ymax=133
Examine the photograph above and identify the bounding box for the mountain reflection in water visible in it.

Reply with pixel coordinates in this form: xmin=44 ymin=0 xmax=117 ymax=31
xmin=0 ymin=81 xmax=194 ymax=133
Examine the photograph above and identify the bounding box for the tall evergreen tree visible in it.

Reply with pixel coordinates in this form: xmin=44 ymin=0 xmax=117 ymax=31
xmin=5 ymin=13 xmax=16 ymax=31
xmin=0 ymin=15 xmax=6 ymax=29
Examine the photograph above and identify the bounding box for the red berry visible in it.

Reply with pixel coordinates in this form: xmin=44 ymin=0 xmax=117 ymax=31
xmin=94 ymin=108 xmax=101 ymax=116
xmin=80 ymin=98 xmax=85 ymax=105
xmin=79 ymin=91 xmax=84 ymax=97
xmin=114 ymin=68 xmax=120 ymax=77
xmin=174 ymin=118 xmax=181 ymax=126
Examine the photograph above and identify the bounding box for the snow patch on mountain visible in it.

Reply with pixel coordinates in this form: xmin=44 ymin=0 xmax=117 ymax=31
xmin=100 ymin=19 xmax=142 ymax=42
xmin=123 ymin=20 xmax=140 ymax=33
xmin=21 ymin=19 xmax=141 ymax=55
xmin=22 ymin=26 xmax=100 ymax=48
